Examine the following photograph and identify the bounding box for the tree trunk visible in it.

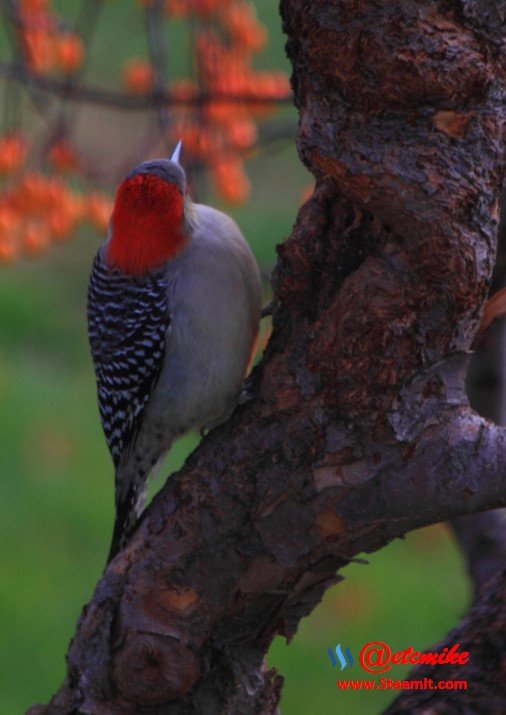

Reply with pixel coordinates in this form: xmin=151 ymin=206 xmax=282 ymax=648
xmin=31 ymin=2 xmax=505 ymax=713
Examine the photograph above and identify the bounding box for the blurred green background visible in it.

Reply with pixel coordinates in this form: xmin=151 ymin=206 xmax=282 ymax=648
xmin=0 ymin=2 xmax=470 ymax=713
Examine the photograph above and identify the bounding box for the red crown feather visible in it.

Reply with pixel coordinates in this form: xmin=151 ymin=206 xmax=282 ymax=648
xmin=106 ymin=173 xmax=187 ymax=275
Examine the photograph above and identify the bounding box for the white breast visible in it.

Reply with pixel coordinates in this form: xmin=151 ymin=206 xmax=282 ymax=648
xmin=144 ymin=203 xmax=262 ymax=439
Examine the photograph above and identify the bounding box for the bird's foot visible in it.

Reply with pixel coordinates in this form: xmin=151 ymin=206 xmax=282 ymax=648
xmin=200 ymin=382 xmax=254 ymax=437
xmin=261 ymin=296 xmax=279 ymax=318
xmin=200 ymin=411 xmax=232 ymax=437
xmin=238 ymin=377 xmax=255 ymax=404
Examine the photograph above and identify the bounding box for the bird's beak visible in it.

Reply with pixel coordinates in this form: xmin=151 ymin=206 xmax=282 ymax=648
xmin=170 ymin=140 xmax=183 ymax=165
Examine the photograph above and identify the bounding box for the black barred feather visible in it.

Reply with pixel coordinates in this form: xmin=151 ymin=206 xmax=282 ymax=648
xmin=87 ymin=252 xmax=170 ymax=558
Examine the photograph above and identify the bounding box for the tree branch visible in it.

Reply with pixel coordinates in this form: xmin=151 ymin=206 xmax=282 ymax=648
xmin=451 ymin=511 xmax=506 ymax=594
xmin=383 ymin=571 xmax=505 ymax=714
xmin=0 ymin=61 xmax=293 ymax=110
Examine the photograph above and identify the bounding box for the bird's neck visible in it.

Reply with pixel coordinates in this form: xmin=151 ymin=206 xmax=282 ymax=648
xmin=106 ymin=174 xmax=191 ymax=276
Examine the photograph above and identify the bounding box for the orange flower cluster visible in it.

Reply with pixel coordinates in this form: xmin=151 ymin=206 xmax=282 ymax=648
xmin=122 ymin=58 xmax=156 ymax=94
xmin=0 ymin=129 xmax=112 ymax=263
xmin=0 ymin=0 xmax=290 ymax=263
xmin=174 ymin=2 xmax=289 ymax=203
xmin=0 ymin=135 xmax=112 ymax=263
xmin=18 ymin=0 xmax=84 ymax=74
xmin=48 ymin=140 xmax=79 ymax=173
xmin=0 ymin=134 xmax=27 ymax=174
xmin=129 ymin=0 xmax=291 ymax=204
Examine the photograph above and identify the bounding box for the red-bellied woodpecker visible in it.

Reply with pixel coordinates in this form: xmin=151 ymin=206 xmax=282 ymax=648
xmin=87 ymin=142 xmax=262 ymax=563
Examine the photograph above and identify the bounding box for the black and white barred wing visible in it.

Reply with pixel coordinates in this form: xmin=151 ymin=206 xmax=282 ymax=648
xmin=87 ymin=252 xmax=170 ymax=470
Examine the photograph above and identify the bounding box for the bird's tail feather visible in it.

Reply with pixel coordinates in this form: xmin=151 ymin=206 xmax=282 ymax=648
xmin=106 ymin=474 xmax=147 ymax=564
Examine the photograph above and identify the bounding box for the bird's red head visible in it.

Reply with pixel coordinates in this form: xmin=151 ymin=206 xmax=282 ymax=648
xmin=106 ymin=165 xmax=188 ymax=276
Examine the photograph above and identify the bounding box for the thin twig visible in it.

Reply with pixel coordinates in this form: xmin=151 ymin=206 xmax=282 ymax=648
xmin=0 ymin=61 xmax=293 ymax=109
xmin=145 ymin=0 xmax=171 ymax=135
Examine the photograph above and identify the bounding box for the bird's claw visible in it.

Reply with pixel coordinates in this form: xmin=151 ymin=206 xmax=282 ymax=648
xmin=199 ymin=406 xmax=234 ymax=436
xmin=199 ymin=381 xmax=255 ymax=436
xmin=238 ymin=385 xmax=253 ymax=404
xmin=261 ymin=296 xmax=279 ymax=318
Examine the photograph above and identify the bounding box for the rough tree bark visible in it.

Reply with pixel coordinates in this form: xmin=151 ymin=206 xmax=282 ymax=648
xmin=32 ymin=1 xmax=505 ymax=713
xmin=386 ymin=191 xmax=506 ymax=713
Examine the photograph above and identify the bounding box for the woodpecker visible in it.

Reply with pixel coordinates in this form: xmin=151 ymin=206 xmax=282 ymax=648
xmin=87 ymin=142 xmax=262 ymax=563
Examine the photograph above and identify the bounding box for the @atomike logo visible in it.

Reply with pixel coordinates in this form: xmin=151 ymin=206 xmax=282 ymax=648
xmin=327 ymin=641 xmax=470 ymax=674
